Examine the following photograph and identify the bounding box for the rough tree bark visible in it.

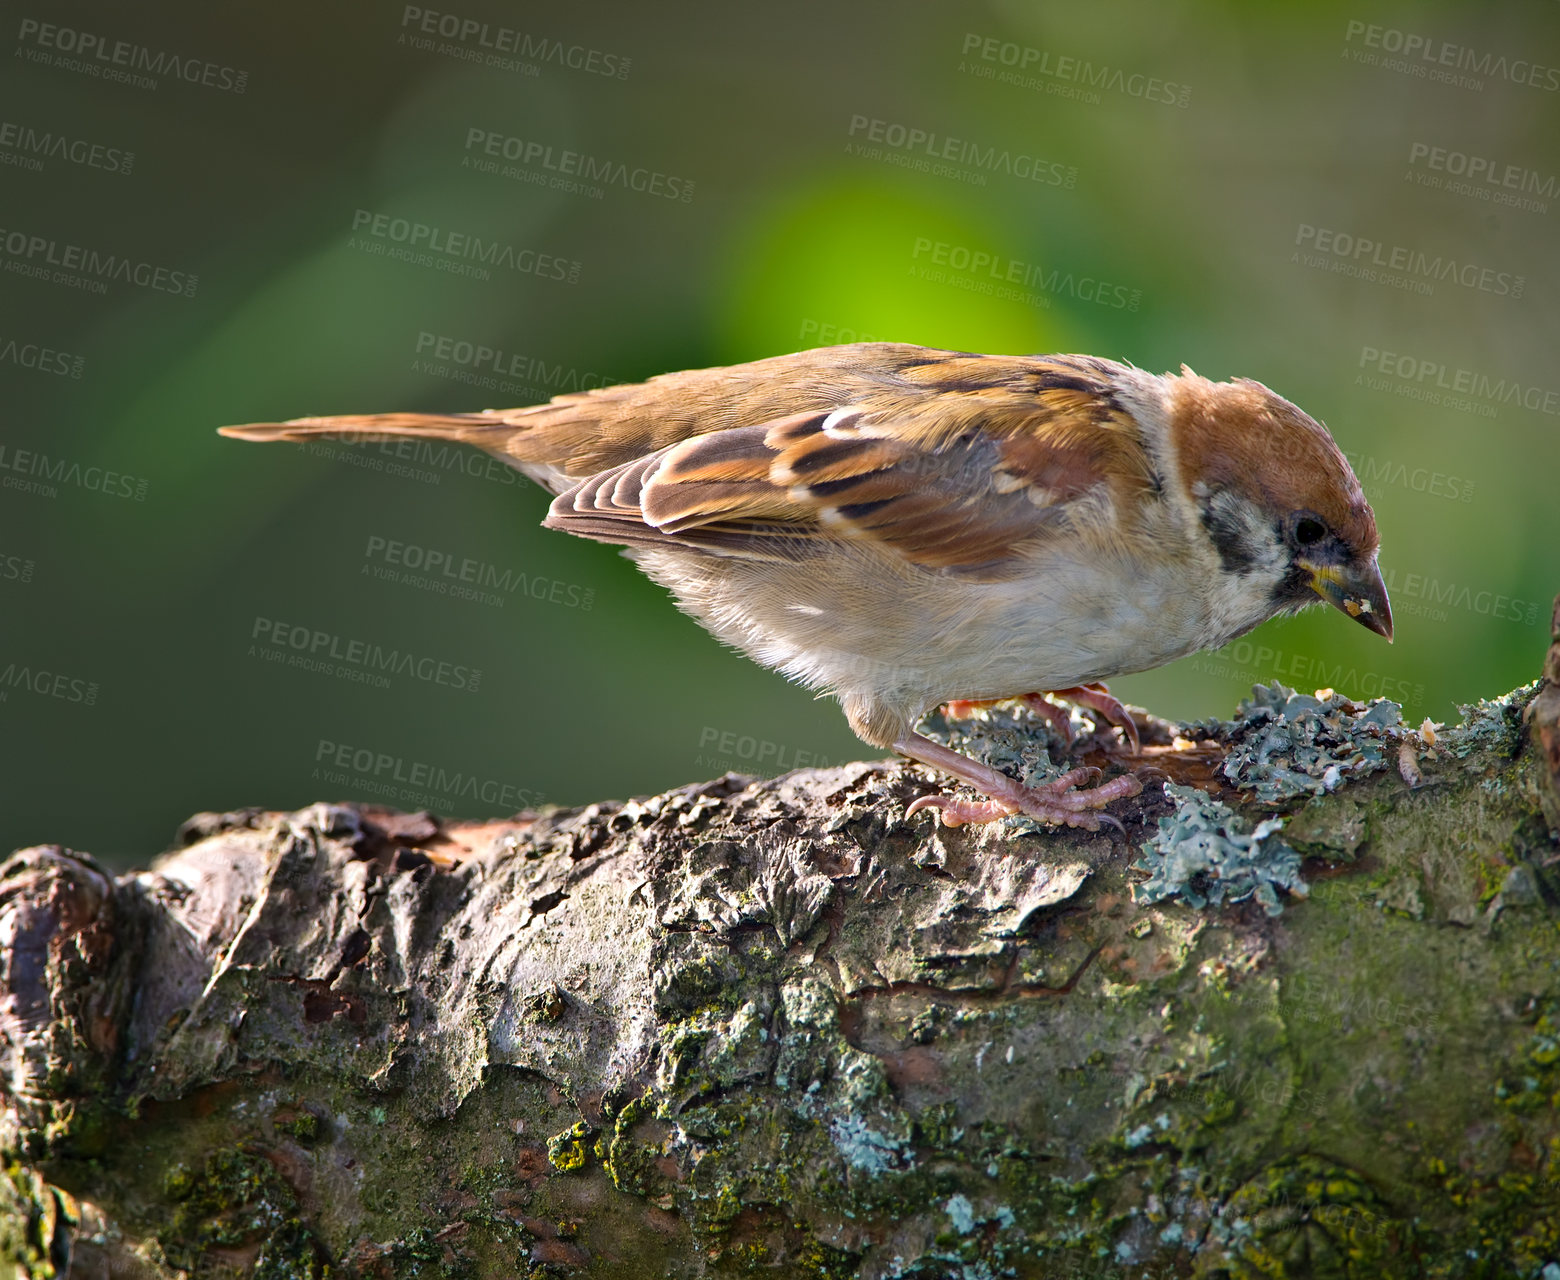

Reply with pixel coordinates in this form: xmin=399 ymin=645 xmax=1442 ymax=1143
xmin=3 ymin=604 xmax=1560 ymax=1280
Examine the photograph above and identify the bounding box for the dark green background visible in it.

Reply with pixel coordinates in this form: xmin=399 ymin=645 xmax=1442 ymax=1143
xmin=2 ymin=1 xmax=1556 ymax=869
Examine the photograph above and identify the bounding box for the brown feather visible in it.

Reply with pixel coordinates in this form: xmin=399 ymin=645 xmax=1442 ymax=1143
xmin=541 ymin=386 xmax=1151 ymax=576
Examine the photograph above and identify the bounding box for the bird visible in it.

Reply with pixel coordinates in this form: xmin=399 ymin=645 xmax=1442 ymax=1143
xmin=219 ymin=342 xmax=1392 ymax=831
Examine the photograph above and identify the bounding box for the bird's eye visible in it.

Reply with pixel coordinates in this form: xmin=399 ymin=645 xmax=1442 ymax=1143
xmin=1294 ymin=516 xmax=1327 ymax=546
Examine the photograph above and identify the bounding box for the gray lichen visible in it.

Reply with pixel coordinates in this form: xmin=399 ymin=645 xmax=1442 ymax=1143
xmin=1132 ymin=782 xmax=1306 ymax=916
xmin=1208 ymin=682 xmax=1404 ymax=805
xmin=1442 ymin=681 xmax=1540 ymax=759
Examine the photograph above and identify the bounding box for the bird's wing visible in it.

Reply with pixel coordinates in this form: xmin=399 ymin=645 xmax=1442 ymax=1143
xmin=545 ymin=378 xmax=1160 ymax=577
xmin=219 ymin=344 xmax=963 ymax=481
xmin=220 ymin=344 xmax=1139 ymax=486
xmin=219 ymin=342 xmax=1162 ymax=575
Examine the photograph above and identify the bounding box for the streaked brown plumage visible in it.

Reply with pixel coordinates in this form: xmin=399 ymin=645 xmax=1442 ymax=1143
xmin=221 ymin=342 xmax=1392 ymax=830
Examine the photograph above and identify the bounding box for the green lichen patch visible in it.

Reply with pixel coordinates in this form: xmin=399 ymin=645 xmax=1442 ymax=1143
xmin=546 ymin=1122 xmax=593 ymax=1173
xmin=272 ymin=1104 xmax=323 ymax=1146
xmin=1203 ymin=1155 xmax=1410 ymax=1278
xmin=163 ymin=1147 xmax=325 ymax=1278
xmin=1208 ymin=682 xmax=1407 ymax=804
xmin=1282 ymin=795 xmax=1369 ymax=861
xmin=1133 ymin=783 xmax=1306 ymax=916
xmin=1444 ymin=682 xmax=1540 ymax=760
xmin=597 ymin=1102 xmax=675 ymax=1202
xmin=1402 ymin=1003 xmax=1560 ymax=1276
xmin=658 ymin=994 xmax=778 ymax=1111
xmin=651 ymin=935 xmax=753 ymax=1016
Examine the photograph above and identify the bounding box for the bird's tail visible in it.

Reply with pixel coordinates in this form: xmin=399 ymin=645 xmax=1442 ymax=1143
xmin=218 ymin=411 xmax=512 ymax=448
xmin=218 ymin=343 xmax=911 ymax=489
xmin=217 ymin=345 xmax=930 ymax=487
xmin=216 ymin=409 xmax=586 ymax=490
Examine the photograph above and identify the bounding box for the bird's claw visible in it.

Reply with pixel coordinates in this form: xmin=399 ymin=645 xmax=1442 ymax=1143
xmin=1046 ymin=684 xmax=1142 ymax=755
xmin=907 ymin=768 xmax=1142 ymax=832
xmin=906 ymin=794 xmax=1018 ymax=826
xmin=1016 ymin=694 xmax=1077 ymax=749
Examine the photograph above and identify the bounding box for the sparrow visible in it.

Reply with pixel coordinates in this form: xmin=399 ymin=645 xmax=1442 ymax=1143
xmin=220 ymin=342 xmax=1392 ymax=831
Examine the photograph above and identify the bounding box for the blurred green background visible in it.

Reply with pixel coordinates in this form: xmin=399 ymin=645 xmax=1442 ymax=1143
xmin=2 ymin=1 xmax=1555 ymax=869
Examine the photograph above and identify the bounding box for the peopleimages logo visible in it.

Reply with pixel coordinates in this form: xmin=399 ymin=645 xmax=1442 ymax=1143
xmin=695 ymin=726 xmax=838 ymax=774
xmin=0 ymin=553 xmax=36 ymax=584
xmin=412 ymin=331 xmax=618 ymax=398
xmin=249 ymin=616 xmax=483 ymax=693
xmin=910 ymin=237 xmax=1142 ymax=311
xmin=362 ymin=535 xmax=595 ymax=611
xmin=0 ymin=120 xmax=133 ymax=175
xmin=845 ymin=114 xmax=1077 ymax=187
xmin=1378 ymin=569 xmax=1541 ymax=627
xmin=1293 ymin=224 xmax=1524 ymax=298
xmin=0 ymin=226 xmax=197 ymax=297
xmin=0 ymin=337 xmax=83 ymax=378
xmin=798 ymin=319 xmax=886 ymax=346
xmin=958 ymin=32 xmax=1191 ymax=106
xmin=463 ymin=129 xmax=695 ymax=202
xmin=1195 ymin=640 xmax=1424 ymax=706
xmin=1357 ymin=346 xmax=1560 ymax=418
xmin=313 ymin=738 xmax=544 ymax=812
xmin=1340 ymin=451 xmax=1474 ymax=504
xmin=1342 ymin=20 xmax=1560 ymax=92
xmin=0 ymin=658 xmax=98 ymax=706
xmin=14 ymin=18 xmax=248 ymax=92
xmin=349 ymin=210 xmax=581 ymax=285
xmin=0 ymin=444 xmax=149 ymax=500
xmin=1407 ymin=143 xmax=1557 ymax=203
xmin=397 ymin=7 xmax=630 ymax=79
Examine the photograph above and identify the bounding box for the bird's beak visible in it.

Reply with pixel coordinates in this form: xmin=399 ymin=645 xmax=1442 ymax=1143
xmin=1302 ymin=556 xmax=1394 ymax=642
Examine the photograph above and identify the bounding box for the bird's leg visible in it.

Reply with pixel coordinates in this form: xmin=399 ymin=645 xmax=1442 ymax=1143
xmin=943 ymin=695 xmax=1075 ymax=747
xmin=1042 ymin=684 xmax=1141 ymax=754
xmin=896 ymin=732 xmax=1141 ymax=831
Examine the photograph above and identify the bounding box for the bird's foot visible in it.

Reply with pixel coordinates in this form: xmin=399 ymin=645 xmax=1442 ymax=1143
xmin=1042 ymin=684 xmax=1141 ymax=754
xmin=907 ymin=767 xmax=1142 ymax=831
xmin=897 ymin=732 xmax=1143 ymax=832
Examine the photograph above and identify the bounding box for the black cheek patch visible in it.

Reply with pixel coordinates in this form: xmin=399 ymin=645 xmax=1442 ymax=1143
xmin=1200 ymin=506 xmax=1259 ymax=575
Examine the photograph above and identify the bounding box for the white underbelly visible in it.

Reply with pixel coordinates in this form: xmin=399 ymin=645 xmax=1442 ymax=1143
xmin=632 ymin=539 xmax=1245 ymax=722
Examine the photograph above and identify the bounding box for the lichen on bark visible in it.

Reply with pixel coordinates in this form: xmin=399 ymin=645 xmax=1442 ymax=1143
xmin=2 ymin=605 xmax=1560 ymax=1278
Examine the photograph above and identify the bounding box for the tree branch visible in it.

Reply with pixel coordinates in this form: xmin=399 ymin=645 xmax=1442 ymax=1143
xmin=3 ymin=601 xmax=1559 ymax=1279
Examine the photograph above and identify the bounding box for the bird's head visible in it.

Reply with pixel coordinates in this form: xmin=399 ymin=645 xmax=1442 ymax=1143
xmin=1165 ymin=369 xmax=1392 ymax=642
